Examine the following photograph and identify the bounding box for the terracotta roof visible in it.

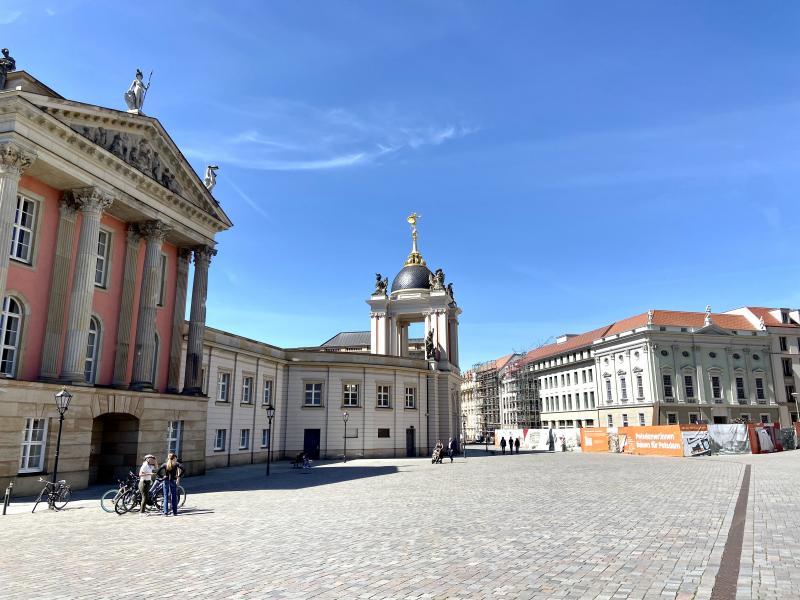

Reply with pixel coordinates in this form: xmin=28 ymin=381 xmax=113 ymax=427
xmin=495 ymin=353 xmax=516 ymax=371
xmin=520 ymin=324 xmax=613 ymax=364
xmin=605 ymin=310 xmax=756 ymax=336
xmin=744 ymin=307 xmax=800 ymax=328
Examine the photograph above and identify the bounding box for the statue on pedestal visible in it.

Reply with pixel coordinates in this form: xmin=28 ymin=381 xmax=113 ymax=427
xmin=0 ymin=48 xmax=16 ymax=90
xmin=425 ymin=330 xmax=435 ymax=360
xmin=373 ymin=273 xmax=388 ymax=295
xmin=446 ymin=282 xmax=455 ymax=301
xmin=124 ymin=69 xmax=151 ymax=113
xmin=204 ymin=165 xmax=219 ymax=191
xmin=429 ymin=268 xmax=445 ymax=291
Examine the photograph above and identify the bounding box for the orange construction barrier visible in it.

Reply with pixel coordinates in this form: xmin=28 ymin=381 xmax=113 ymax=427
xmin=616 ymin=425 xmax=685 ymax=457
xmin=580 ymin=427 xmax=610 ymax=453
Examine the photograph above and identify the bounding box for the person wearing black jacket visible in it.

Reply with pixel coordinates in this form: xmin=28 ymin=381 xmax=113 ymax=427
xmin=157 ymin=453 xmax=184 ymax=516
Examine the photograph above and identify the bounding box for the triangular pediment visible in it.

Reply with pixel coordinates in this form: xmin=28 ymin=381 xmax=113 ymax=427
xmin=693 ymin=323 xmax=735 ymax=336
xmin=20 ymin=93 xmax=231 ymax=230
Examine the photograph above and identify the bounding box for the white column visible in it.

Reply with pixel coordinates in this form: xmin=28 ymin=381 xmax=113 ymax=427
xmin=60 ymin=187 xmax=114 ymax=383
xmin=183 ymin=245 xmax=215 ymax=395
xmin=112 ymin=226 xmax=142 ymax=387
xmin=40 ymin=199 xmax=78 ymax=380
xmin=0 ymin=141 xmax=36 ymax=304
xmin=167 ymin=248 xmax=191 ymax=392
xmin=130 ymin=220 xmax=170 ymax=390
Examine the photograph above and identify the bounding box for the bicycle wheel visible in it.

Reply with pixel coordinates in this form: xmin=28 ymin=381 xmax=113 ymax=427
xmin=153 ymin=488 xmax=164 ymax=511
xmin=114 ymin=489 xmax=138 ymax=515
xmin=31 ymin=488 xmax=47 ymax=513
xmin=100 ymin=489 xmax=120 ymax=513
xmin=53 ymin=486 xmax=71 ymax=510
xmin=177 ymin=486 xmax=186 ymax=508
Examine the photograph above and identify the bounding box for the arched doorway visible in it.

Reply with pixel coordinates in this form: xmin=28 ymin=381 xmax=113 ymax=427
xmin=89 ymin=413 xmax=140 ymax=485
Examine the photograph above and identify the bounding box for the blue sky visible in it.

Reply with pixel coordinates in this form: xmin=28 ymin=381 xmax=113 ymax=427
xmin=5 ymin=2 xmax=800 ymax=367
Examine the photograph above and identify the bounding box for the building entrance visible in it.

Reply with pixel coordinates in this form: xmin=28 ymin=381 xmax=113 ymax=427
xmin=304 ymin=429 xmax=321 ymax=460
xmin=406 ymin=427 xmax=416 ymax=457
xmin=89 ymin=413 xmax=140 ymax=485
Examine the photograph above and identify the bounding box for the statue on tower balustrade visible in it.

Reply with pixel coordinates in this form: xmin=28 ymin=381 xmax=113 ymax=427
xmin=429 ymin=268 xmax=445 ymax=291
xmin=373 ymin=272 xmax=388 ymax=295
xmin=204 ymin=165 xmax=219 ymax=191
xmin=0 ymin=48 xmax=16 ymax=90
xmin=425 ymin=330 xmax=435 ymax=360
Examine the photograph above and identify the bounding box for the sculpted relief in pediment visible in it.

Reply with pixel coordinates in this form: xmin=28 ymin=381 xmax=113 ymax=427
xmin=72 ymin=124 xmax=183 ymax=196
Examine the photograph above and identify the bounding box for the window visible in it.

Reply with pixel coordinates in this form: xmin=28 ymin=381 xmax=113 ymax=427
xmin=582 ymin=370 xmax=586 ymax=383
xmin=241 ymin=376 xmax=253 ymax=403
xmin=378 ymin=428 xmax=390 ymax=438
xmin=343 ymin=383 xmax=359 ymax=407
xmin=787 ymin=385 xmax=795 ymax=405
xmin=585 ymin=419 xmax=594 ymax=427
xmin=756 ymin=378 xmax=765 ymax=401
xmin=305 ymin=382 xmax=322 ymax=406
xmin=760 ymin=414 xmax=770 ymax=424
xmin=19 ymin=418 xmax=47 ymax=473
xmin=263 ymin=379 xmax=273 ymax=405
xmin=566 ymin=373 xmax=571 ymax=385
xmin=636 ymin=375 xmax=644 ymax=399
xmin=583 ymin=392 xmax=589 ymax=409
xmin=261 ymin=428 xmax=270 ymax=448
xmin=84 ymin=317 xmax=100 ymax=384
xmin=567 ymin=394 xmax=572 ymax=410
xmin=783 ymin=358 xmax=793 ymax=377
xmin=95 ymin=230 xmax=110 ymax=287
xmin=214 ymin=429 xmax=226 ymax=451
xmin=782 ymin=311 xmax=791 ymax=324
xmin=780 ymin=337 xmax=788 ymax=352
xmin=740 ymin=413 xmax=751 ymax=422
xmin=689 ymin=413 xmax=699 ymax=424
xmin=0 ymin=296 xmax=21 ymax=377
xmin=239 ymin=428 xmax=250 ymax=449
xmin=684 ymin=374 xmax=694 ymax=399
xmin=11 ymin=195 xmax=36 ymax=264
xmin=167 ymin=420 xmax=183 ymax=457
xmin=590 ymin=391 xmax=595 ymax=408
xmin=157 ymin=253 xmax=167 ymax=307
xmin=605 ymin=379 xmax=612 ymax=402
xmin=711 ymin=375 xmax=722 ymax=400
xmin=588 ymin=369 xmax=593 ymax=383
xmin=377 ymin=385 xmax=391 ymax=408
xmin=217 ymin=372 xmax=230 ymax=402
xmin=736 ymin=377 xmax=746 ymax=401
xmin=666 ymin=413 xmax=678 ymax=425
xmin=405 ymin=387 xmax=416 ymax=409
xmin=560 ymin=374 xmax=564 ymax=386
xmin=622 ymin=413 xmax=629 ymax=427
xmin=620 ymin=377 xmax=628 ymax=400
xmin=638 ymin=413 xmax=645 ymax=426
xmin=607 ymin=414 xmax=614 ymax=427
xmin=662 ymin=374 xmax=673 ymax=399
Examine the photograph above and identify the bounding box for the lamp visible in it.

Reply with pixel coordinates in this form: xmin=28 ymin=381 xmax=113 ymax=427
xmin=343 ymin=412 xmax=349 ymax=463
xmin=50 ymin=387 xmax=72 ymax=507
xmin=264 ymin=404 xmax=275 ymax=476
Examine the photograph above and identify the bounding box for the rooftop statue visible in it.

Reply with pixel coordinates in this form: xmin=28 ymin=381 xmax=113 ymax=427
xmin=0 ymin=48 xmax=16 ymax=90
xmin=446 ymin=282 xmax=455 ymax=301
xmin=373 ymin=272 xmax=388 ymax=295
xmin=124 ymin=69 xmax=151 ymax=113
xmin=204 ymin=165 xmax=219 ymax=191
xmin=429 ymin=268 xmax=445 ymax=291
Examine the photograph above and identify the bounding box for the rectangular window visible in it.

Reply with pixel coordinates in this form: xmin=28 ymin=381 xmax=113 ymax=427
xmin=217 ymin=372 xmax=230 ymax=402
xmin=606 ymin=379 xmax=612 ymax=402
xmin=166 ymin=420 xmax=183 ymax=457
xmin=607 ymin=414 xmax=613 ymax=427
xmin=585 ymin=419 xmax=594 ymax=426
xmin=636 ymin=375 xmax=644 ymax=399
xmin=662 ymin=374 xmax=673 ymax=398
xmin=689 ymin=413 xmax=699 ymax=424
xmin=261 ymin=428 xmax=270 ymax=448
xmin=11 ymin=195 xmax=36 ymax=264
xmin=684 ymin=374 xmax=695 ymax=399
xmin=305 ymin=383 xmax=322 ymax=406
xmin=590 ymin=391 xmax=595 ymax=408
xmin=378 ymin=428 xmax=390 ymax=438
xmin=582 ymin=370 xmax=586 ymax=384
xmin=157 ymin=253 xmax=167 ymax=307
xmin=666 ymin=413 xmax=678 ymax=425
xmin=343 ymin=383 xmax=359 ymax=407
xmin=405 ymin=387 xmax=416 ymax=409
xmin=711 ymin=376 xmax=722 ymax=400
xmin=560 ymin=374 xmax=564 ymax=386
xmin=214 ymin=429 xmax=226 ymax=451
xmin=242 ymin=376 xmax=253 ymax=404
xmin=566 ymin=373 xmax=571 ymax=385
xmin=756 ymin=378 xmax=765 ymax=401
xmin=583 ymin=392 xmax=589 ymax=409
xmin=620 ymin=377 xmax=628 ymax=400
xmin=239 ymin=428 xmax=250 ymax=450
xmin=263 ymin=379 xmax=273 ymax=405
xmin=638 ymin=413 xmax=645 ymax=426
xmin=377 ymin=384 xmax=391 ymax=408
xmin=588 ymin=369 xmax=593 ymax=383
xmin=783 ymin=358 xmax=793 ymax=377
xmin=786 ymin=385 xmax=795 ymax=405
xmin=780 ymin=336 xmax=788 ymax=352
xmin=95 ymin=230 xmax=110 ymax=287
xmin=740 ymin=413 xmax=751 ymax=422
xmin=622 ymin=413 xmax=629 ymax=427
xmin=736 ymin=377 xmax=746 ymax=400
xmin=760 ymin=414 xmax=770 ymax=424
xmin=19 ymin=418 xmax=47 ymax=473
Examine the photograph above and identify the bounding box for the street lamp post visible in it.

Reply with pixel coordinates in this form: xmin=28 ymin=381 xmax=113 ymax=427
xmin=265 ymin=404 xmax=275 ymax=476
xmin=462 ymin=418 xmax=467 ymax=460
xmin=51 ymin=387 xmax=73 ymax=508
xmin=343 ymin=411 xmax=349 ymax=463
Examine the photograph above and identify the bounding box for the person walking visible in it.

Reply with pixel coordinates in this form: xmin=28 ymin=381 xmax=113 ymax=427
xmin=157 ymin=452 xmax=184 ymax=516
xmin=447 ymin=437 xmax=455 ymax=463
xmin=500 ymin=436 xmax=507 ymax=455
xmin=514 ymin=437 xmax=521 ymax=454
xmin=138 ymin=454 xmax=156 ymax=514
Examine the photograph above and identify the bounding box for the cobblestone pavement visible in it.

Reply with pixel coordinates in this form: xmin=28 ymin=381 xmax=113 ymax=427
xmin=2 ymin=449 xmax=798 ymax=599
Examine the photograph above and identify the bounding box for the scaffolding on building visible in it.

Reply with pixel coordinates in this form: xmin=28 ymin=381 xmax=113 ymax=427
xmin=501 ymin=357 xmax=541 ymax=429
xmin=473 ymin=358 xmax=501 ymax=439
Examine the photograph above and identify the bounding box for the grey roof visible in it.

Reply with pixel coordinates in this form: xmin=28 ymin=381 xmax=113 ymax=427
xmin=391 ymin=264 xmax=433 ymax=293
xmin=321 ymin=331 xmax=371 ymax=347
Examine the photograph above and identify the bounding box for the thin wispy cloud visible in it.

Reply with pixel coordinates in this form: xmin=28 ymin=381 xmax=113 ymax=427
xmin=224 ymin=176 xmax=271 ymax=220
xmin=0 ymin=9 xmax=21 ymax=23
xmin=184 ymin=99 xmax=477 ymax=172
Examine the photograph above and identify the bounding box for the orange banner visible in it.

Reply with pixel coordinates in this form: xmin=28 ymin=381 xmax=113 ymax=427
xmin=580 ymin=427 xmax=610 ymax=453
xmin=616 ymin=425 xmax=684 ymax=457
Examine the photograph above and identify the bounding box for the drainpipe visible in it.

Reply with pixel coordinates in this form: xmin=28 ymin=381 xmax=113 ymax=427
xmin=250 ymin=356 xmax=260 ymax=465
xmin=362 ymin=366 xmax=367 ymax=458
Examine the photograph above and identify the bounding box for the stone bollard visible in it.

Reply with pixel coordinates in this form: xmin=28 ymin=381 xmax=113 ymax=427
xmin=2 ymin=481 xmax=13 ymax=515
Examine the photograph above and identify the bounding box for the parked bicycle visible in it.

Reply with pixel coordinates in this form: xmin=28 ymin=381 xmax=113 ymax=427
xmin=32 ymin=477 xmax=71 ymax=513
xmin=100 ymin=471 xmax=138 ymax=513
xmin=114 ymin=476 xmax=186 ymax=515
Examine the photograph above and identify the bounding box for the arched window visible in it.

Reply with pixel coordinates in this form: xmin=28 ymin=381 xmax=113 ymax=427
xmin=84 ymin=317 xmax=100 ymax=383
xmin=151 ymin=333 xmax=160 ymax=388
xmin=0 ymin=296 xmax=22 ymax=377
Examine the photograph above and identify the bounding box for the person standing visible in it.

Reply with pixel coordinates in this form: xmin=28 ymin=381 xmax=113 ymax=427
xmin=157 ymin=452 xmax=184 ymax=516
xmin=138 ymin=454 xmax=156 ymax=514
xmin=500 ymin=436 xmax=507 ymax=455
xmin=447 ymin=437 xmax=455 ymax=463
xmin=514 ymin=437 xmax=521 ymax=454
